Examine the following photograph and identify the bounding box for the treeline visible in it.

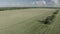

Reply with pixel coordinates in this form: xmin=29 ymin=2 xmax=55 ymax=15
xmin=0 ymin=7 xmax=32 ymax=11
xmin=0 ymin=7 xmax=60 ymax=11
xmin=0 ymin=7 xmax=42 ymax=11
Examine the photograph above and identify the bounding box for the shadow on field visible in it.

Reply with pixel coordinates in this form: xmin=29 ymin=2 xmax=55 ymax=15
xmin=38 ymin=10 xmax=59 ymax=24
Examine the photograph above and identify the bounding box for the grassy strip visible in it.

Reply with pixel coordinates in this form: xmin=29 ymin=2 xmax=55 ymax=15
xmin=39 ymin=10 xmax=59 ymax=24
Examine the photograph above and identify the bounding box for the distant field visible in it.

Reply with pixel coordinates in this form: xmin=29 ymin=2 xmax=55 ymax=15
xmin=0 ymin=8 xmax=60 ymax=34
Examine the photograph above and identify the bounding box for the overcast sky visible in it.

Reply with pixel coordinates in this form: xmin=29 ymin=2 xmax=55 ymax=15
xmin=0 ymin=0 xmax=60 ymax=7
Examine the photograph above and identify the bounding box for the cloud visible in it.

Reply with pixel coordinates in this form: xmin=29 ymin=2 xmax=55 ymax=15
xmin=45 ymin=0 xmax=60 ymax=7
xmin=0 ymin=0 xmax=60 ymax=7
xmin=32 ymin=0 xmax=46 ymax=7
xmin=52 ymin=0 xmax=58 ymax=4
xmin=0 ymin=0 xmax=47 ymax=7
xmin=51 ymin=0 xmax=60 ymax=7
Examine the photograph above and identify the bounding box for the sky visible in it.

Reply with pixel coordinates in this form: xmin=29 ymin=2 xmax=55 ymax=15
xmin=0 ymin=0 xmax=60 ymax=7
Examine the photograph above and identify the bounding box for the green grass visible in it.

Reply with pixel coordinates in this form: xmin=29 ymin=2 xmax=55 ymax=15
xmin=0 ymin=8 xmax=59 ymax=34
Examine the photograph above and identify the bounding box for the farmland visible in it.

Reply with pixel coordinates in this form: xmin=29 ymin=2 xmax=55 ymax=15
xmin=0 ymin=8 xmax=60 ymax=34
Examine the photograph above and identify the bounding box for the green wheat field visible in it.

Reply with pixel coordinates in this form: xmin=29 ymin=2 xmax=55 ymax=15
xmin=0 ymin=8 xmax=60 ymax=34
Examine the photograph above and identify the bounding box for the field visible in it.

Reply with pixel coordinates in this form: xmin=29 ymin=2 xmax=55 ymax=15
xmin=0 ymin=8 xmax=60 ymax=34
